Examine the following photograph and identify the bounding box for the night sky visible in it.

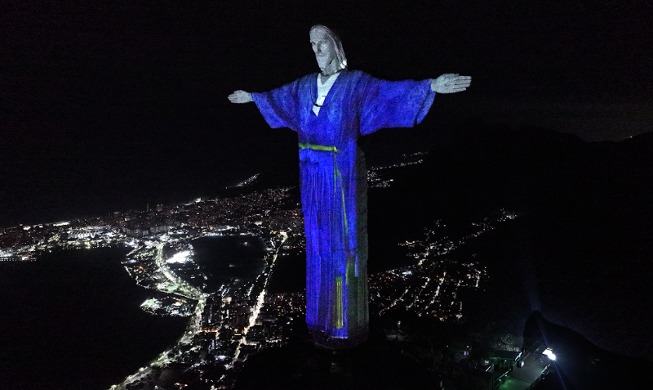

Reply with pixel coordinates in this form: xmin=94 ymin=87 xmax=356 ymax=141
xmin=2 ymin=1 xmax=652 ymax=226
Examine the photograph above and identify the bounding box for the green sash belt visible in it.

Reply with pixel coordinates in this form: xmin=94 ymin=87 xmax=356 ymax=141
xmin=298 ymin=143 xmax=338 ymax=153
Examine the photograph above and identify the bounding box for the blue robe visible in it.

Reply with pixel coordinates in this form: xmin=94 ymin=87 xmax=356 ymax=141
xmin=251 ymin=70 xmax=435 ymax=348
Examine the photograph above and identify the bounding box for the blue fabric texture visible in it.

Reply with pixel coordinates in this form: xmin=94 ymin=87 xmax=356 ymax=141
xmin=251 ymin=70 xmax=436 ymax=347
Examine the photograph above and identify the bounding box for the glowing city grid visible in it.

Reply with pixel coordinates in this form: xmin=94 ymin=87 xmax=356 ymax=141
xmin=0 ymin=152 xmax=519 ymax=389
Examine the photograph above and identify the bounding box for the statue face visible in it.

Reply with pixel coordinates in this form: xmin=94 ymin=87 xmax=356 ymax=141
xmin=309 ymin=27 xmax=337 ymax=71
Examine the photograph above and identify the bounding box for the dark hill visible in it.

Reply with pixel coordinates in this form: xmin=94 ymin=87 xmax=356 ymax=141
xmin=367 ymin=123 xmax=653 ymax=361
xmin=524 ymin=311 xmax=652 ymax=390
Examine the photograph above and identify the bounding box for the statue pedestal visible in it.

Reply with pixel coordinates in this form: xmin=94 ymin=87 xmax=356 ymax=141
xmin=234 ymin=319 xmax=437 ymax=389
xmin=309 ymin=326 xmax=369 ymax=350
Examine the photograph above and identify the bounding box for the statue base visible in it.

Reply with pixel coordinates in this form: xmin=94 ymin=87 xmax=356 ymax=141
xmin=309 ymin=327 xmax=369 ymax=351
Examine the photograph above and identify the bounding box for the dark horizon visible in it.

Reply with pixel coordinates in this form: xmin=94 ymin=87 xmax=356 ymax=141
xmin=3 ymin=120 xmax=652 ymax=230
xmin=3 ymin=2 xmax=652 ymax=227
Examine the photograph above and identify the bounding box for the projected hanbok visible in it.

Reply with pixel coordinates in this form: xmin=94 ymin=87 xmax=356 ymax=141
xmin=228 ymin=24 xmax=471 ymax=349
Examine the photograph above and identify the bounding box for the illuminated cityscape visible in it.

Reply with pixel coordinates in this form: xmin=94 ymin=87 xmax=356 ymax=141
xmin=2 ymin=2 xmax=651 ymax=388
xmin=0 ymin=153 xmax=534 ymax=389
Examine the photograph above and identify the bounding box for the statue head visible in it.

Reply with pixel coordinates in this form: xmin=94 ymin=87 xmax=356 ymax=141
xmin=309 ymin=24 xmax=347 ymax=75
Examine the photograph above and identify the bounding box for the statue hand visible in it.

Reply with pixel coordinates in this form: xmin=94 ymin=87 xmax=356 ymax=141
xmin=228 ymin=90 xmax=253 ymax=103
xmin=431 ymin=74 xmax=472 ymax=93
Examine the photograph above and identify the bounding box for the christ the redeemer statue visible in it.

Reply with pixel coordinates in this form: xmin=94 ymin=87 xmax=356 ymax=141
xmin=228 ymin=24 xmax=471 ymax=349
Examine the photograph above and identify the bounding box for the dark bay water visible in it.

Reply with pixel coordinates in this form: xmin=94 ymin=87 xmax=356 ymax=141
xmin=189 ymin=235 xmax=267 ymax=292
xmin=0 ymin=247 xmax=188 ymax=390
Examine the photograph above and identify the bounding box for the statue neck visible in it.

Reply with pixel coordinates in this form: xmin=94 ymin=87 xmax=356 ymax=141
xmin=319 ymin=59 xmax=340 ymax=77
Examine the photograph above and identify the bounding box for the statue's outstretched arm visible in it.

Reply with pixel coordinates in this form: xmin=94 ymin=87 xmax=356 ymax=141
xmin=228 ymin=90 xmax=253 ymax=103
xmin=431 ymin=74 xmax=472 ymax=93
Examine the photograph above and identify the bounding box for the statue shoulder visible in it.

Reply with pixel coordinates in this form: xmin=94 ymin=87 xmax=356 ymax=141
xmin=345 ymin=70 xmax=372 ymax=89
xmin=299 ymin=73 xmax=317 ymax=83
xmin=337 ymin=70 xmax=367 ymax=85
xmin=345 ymin=69 xmax=365 ymax=78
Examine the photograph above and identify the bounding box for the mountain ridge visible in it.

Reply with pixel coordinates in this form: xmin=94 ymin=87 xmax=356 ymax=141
xmin=367 ymin=122 xmax=652 ymax=361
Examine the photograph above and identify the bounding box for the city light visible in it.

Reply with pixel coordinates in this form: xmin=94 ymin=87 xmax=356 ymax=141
xmin=0 ymin=163 xmax=520 ymax=389
xmin=166 ymin=250 xmax=192 ymax=264
xmin=543 ymin=347 xmax=557 ymax=361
